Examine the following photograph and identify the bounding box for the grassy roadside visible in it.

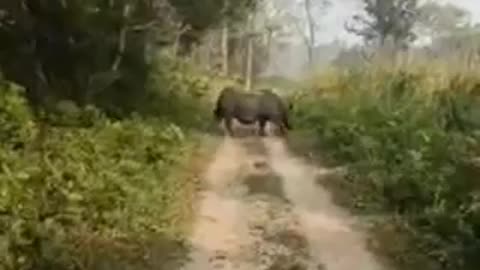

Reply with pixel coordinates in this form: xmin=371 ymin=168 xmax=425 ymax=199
xmin=0 ymin=55 xmax=230 ymax=269
xmin=289 ymin=68 xmax=480 ymax=270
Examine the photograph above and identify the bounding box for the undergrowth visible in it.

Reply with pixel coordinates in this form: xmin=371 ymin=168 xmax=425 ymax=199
xmin=293 ymin=68 xmax=480 ymax=270
xmin=0 ymin=54 xmax=220 ymax=270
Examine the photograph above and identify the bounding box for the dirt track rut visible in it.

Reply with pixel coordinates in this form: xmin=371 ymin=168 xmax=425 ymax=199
xmin=182 ymin=135 xmax=387 ymax=270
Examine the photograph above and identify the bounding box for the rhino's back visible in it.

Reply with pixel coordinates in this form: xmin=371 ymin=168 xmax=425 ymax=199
xmin=257 ymin=90 xmax=287 ymax=116
xmin=232 ymin=93 xmax=261 ymax=124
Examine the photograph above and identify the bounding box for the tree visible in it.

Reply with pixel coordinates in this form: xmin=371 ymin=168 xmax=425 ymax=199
xmin=245 ymin=12 xmax=255 ymax=90
xmin=417 ymin=2 xmax=471 ymax=38
xmin=250 ymin=0 xmax=289 ymax=66
xmin=221 ymin=0 xmax=230 ymax=75
xmin=167 ymin=0 xmax=257 ymax=55
xmin=0 ymin=0 xmax=173 ymax=112
xmin=221 ymin=0 xmax=256 ymax=76
xmin=295 ymin=0 xmax=331 ymax=65
xmin=255 ymin=0 xmax=330 ymax=67
xmin=303 ymin=0 xmax=314 ymax=66
xmin=241 ymin=0 xmax=290 ymax=88
xmin=416 ymin=3 xmax=478 ymax=69
xmin=0 ymin=0 xmax=260 ymax=116
xmin=346 ymin=0 xmax=419 ymax=49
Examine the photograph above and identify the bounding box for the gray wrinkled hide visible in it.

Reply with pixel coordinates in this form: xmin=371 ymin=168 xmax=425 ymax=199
xmin=213 ymin=86 xmax=291 ymax=136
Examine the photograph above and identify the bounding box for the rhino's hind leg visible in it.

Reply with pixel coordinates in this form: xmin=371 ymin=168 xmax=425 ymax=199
xmin=278 ymin=123 xmax=287 ymax=136
xmin=224 ymin=117 xmax=235 ymax=137
xmin=273 ymin=118 xmax=287 ymax=137
xmin=258 ymin=118 xmax=267 ymax=137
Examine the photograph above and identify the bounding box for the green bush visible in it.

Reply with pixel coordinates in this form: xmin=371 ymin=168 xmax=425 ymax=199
xmin=0 ymin=58 xmax=213 ymax=269
xmin=294 ymin=70 xmax=480 ymax=269
xmin=0 ymin=83 xmax=33 ymax=148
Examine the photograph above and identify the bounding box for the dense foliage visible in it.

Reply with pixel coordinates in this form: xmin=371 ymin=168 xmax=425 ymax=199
xmin=0 ymin=0 xmax=254 ymax=116
xmin=346 ymin=0 xmax=418 ymax=48
xmin=0 ymin=52 xmax=222 ymax=269
xmin=293 ymin=69 xmax=480 ymax=269
xmin=0 ymin=0 xmax=255 ymax=268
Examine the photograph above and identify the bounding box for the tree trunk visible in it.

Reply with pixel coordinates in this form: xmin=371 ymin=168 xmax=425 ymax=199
xmin=266 ymin=29 xmax=272 ymax=67
xmin=221 ymin=22 xmax=229 ymax=76
xmin=246 ymin=36 xmax=254 ymax=91
xmin=173 ymin=24 xmax=191 ymax=58
xmin=112 ymin=4 xmax=131 ymax=71
xmin=221 ymin=0 xmax=230 ymax=76
xmin=173 ymin=32 xmax=181 ymax=57
xmin=245 ymin=14 xmax=254 ymax=91
xmin=304 ymin=0 xmax=315 ymax=66
xmin=206 ymin=34 xmax=213 ymax=71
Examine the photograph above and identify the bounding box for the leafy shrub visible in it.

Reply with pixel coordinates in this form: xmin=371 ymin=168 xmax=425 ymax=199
xmin=293 ymin=69 xmax=480 ymax=269
xmin=0 ymin=83 xmax=34 ymax=148
xmin=0 ymin=59 xmax=213 ymax=269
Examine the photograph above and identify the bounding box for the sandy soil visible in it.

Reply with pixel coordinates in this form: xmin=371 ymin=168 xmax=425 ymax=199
xmin=182 ymin=132 xmax=387 ymax=270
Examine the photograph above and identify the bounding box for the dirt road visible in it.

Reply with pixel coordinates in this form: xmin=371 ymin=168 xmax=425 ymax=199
xmin=182 ymin=135 xmax=387 ymax=270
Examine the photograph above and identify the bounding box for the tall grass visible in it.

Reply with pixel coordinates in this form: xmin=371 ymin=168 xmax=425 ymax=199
xmin=293 ymin=65 xmax=480 ymax=269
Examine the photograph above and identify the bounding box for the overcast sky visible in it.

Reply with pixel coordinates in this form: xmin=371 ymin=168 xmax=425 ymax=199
xmin=265 ymin=0 xmax=480 ymax=77
xmin=316 ymin=0 xmax=480 ymax=45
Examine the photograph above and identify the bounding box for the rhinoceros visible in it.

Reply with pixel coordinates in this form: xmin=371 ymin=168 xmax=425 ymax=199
xmin=213 ymin=86 xmax=292 ymax=136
